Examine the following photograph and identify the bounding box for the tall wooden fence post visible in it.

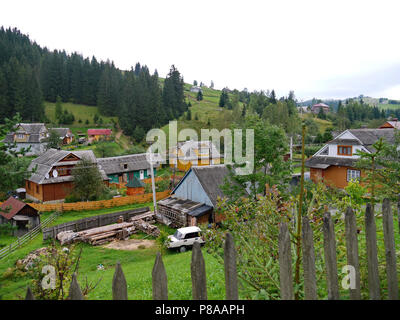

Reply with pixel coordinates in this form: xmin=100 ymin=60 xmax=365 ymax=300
xmin=152 ymin=252 xmax=168 ymax=300
xmin=112 ymin=261 xmax=128 ymax=300
xmin=323 ymin=211 xmax=340 ymax=300
xmin=382 ymin=198 xmax=398 ymax=299
xmin=68 ymin=273 xmax=84 ymax=300
xmin=224 ymin=232 xmax=238 ymax=300
xmin=191 ymin=241 xmax=207 ymax=300
xmin=278 ymin=222 xmax=294 ymax=300
xmin=25 ymin=286 xmax=35 ymax=300
xmin=302 ymin=216 xmax=317 ymax=300
xmin=364 ymin=203 xmax=381 ymax=300
xmin=344 ymin=207 xmax=361 ymax=300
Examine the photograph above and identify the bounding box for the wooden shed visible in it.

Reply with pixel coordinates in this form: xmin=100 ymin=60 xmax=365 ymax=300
xmin=0 ymin=197 xmax=40 ymax=236
xmin=125 ymin=176 xmax=145 ymax=195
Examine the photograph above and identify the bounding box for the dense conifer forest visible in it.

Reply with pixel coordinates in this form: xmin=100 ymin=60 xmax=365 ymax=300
xmin=0 ymin=27 xmax=187 ymax=140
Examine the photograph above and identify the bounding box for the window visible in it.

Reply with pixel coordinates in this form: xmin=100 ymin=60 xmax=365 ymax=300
xmin=36 ymin=185 xmax=39 ymax=193
xmin=17 ymin=134 xmax=24 ymax=139
xmin=123 ymin=164 xmax=128 ymax=169
xmin=347 ymin=169 xmax=361 ymax=182
xmin=338 ymin=145 xmax=352 ymax=156
xmin=185 ymin=232 xmax=199 ymax=239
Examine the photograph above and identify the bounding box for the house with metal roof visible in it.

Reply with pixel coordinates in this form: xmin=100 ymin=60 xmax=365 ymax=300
xmin=169 ymin=140 xmax=222 ymax=171
xmin=305 ymin=128 xmax=396 ymax=189
xmin=379 ymin=118 xmax=400 ymax=130
xmin=48 ymin=128 xmax=74 ymax=145
xmin=0 ymin=197 xmax=40 ymax=236
xmin=97 ymin=153 xmax=159 ymax=185
xmin=25 ymin=148 xmax=108 ymax=202
xmin=2 ymin=123 xmax=49 ymax=156
xmin=158 ymin=165 xmax=230 ymax=227
xmin=87 ymin=128 xmax=112 ymax=143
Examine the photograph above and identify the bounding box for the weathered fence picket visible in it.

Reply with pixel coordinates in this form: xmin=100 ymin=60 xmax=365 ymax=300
xmin=382 ymin=199 xmax=399 ymax=300
xmin=152 ymin=252 xmax=168 ymax=300
xmin=112 ymin=261 xmax=128 ymax=300
xmin=68 ymin=273 xmax=84 ymax=300
xmin=224 ymin=232 xmax=238 ymax=300
xmin=278 ymin=222 xmax=294 ymax=300
xmin=302 ymin=216 xmax=317 ymax=300
xmin=191 ymin=242 xmax=207 ymax=300
xmin=344 ymin=207 xmax=361 ymax=300
xmin=364 ymin=203 xmax=381 ymax=300
xmin=323 ymin=211 xmax=340 ymax=300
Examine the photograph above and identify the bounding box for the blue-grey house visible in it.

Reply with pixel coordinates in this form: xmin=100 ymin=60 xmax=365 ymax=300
xmin=158 ymin=165 xmax=230 ymax=227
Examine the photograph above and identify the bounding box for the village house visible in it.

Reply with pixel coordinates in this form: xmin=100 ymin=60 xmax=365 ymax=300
xmin=49 ymin=128 xmax=74 ymax=145
xmin=97 ymin=153 xmax=158 ymax=185
xmin=2 ymin=123 xmax=49 ymax=156
xmin=305 ymin=128 xmax=396 ymax=189
xmin=158 ymin=165 xmax=230 ymax=227
xmin=169 ymin=140 xmax=222 ymax=171
xmin=87 ymin=128 xmax=112 ymax=143
xmin=190 ymin=86 xmax=202 ymax=93
xmin=379 ymin=118 xmax=400 ymax=130
xmin=0 ymin=197 xmax=40 ymax=236
xmin=25 ymin=148 xmax=108 ymax=203
xmin=311 ymin=103 xmax=330 ymax=114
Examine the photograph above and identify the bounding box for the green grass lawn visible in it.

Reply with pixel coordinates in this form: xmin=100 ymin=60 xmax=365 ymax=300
xmin=0 ymin=199 xmax=226 ymax=300
xmin=378 ymin=103 xmax=400 ymax=110
xmin=44 ymin=101 xmax=117 ymax=127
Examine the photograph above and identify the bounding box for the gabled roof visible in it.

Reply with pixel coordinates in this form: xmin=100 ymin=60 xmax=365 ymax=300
xmin=97 ymin=153 xmax=155 ymax=175
xmin=49 ymin=128 xmax=73 ymax=138
xmin=380 ymin=121 xmax=400 ymax=129
xmin=173 ymin=165 xmax=230 ymax=206
xmin=3 ymin=123 xmax=48 ymax=144
xmin=27 ymin=148 xmax=107 ymax=184
xmin=87 ymin=129 xmax=112 ymax=135
xmin=0 ymin=197 xmax=37 ymax=220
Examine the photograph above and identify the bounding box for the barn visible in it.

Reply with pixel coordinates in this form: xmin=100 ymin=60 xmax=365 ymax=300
xmin=0 ymin=197 xmax=40 ymax=236
xmin=158 ymin=165 xmax=230 ymax=227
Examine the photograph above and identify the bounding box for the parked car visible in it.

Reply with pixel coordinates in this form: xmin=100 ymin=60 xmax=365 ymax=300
xmin=167 ymin=226 xmax=205 ymax=252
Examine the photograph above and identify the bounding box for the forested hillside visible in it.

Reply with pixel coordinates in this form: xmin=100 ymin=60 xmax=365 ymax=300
xmin=0 ymin=27 xmax=187 ymax=140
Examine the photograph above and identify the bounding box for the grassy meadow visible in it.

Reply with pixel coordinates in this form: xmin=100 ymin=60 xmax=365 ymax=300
xmin=0 ymin=201 xmax=226 ymax=300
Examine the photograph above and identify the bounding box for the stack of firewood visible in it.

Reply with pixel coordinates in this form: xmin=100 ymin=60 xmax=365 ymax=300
xmin=56 ymin=211 xmax=160 ymax=246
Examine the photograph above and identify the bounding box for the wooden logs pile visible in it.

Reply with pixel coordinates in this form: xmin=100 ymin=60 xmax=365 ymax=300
xmin=56 ymin=211 xmax=159 ymax=246
xmin=132 ymin=219 xmax=160 ymax=237
xmin=57 ymin=221 xmax=136 ymax=245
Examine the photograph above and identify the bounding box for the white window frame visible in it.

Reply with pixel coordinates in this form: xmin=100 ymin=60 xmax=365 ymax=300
xmin=139 ymin=169 xmax=144 ymax=180
xmin=347 ymin=169 xmax=361 ymax=182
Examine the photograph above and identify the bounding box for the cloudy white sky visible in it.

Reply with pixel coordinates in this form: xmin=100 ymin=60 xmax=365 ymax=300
xmin=1 ymin=0 xmax=399 ymax=100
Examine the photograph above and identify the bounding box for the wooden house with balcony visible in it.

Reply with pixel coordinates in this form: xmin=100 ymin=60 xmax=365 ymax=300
xmin=25 ymin=149 xmax=108 ymax=203
xmin=2 ymin=123 xmax=49 ymax=156
xmin=169 ymin=140 xmax=222 ymax=172
xmin=305 ymin=129 xmax=396 ymax=189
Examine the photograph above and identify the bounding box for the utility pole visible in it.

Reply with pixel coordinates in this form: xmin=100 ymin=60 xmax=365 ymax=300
xmin=148 ymin=149 xmax=157 ymax=216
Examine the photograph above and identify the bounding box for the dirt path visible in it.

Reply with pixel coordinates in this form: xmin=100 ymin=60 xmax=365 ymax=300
xmin=103 ymin=239 xmax=155 ymax=251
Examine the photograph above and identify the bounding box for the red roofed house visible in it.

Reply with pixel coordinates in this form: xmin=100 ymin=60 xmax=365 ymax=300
xmin=87 ymin=129 xmax=112 ymax=143
xmin=311 ymin=103 xmax=330 ymax=114
xmin=379 ymin=118 xmax=400 ymax=130
xmin=0 ymin=197 xmax=40 ymax=236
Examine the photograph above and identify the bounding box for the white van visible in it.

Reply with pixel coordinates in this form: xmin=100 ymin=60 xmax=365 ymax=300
xmin=167 ymin=226 xmax=205 ymax=252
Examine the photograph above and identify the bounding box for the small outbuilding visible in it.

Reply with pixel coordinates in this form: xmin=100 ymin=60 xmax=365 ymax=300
xmin=0 ymin=197 xmax=40 ymax=236
xmin=126 ymin=176 xmax=145 ymax=195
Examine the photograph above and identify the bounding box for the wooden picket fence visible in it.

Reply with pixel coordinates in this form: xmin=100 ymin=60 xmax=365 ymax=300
xmin=21 ymin=190 xmax=170 ymax=212
xmin=24 ymin=198 xmax=399 ymax=300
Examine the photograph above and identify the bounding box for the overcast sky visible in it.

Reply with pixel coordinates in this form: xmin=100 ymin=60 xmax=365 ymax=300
xmin=1 ymin=0 xmax=399 ymax=101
